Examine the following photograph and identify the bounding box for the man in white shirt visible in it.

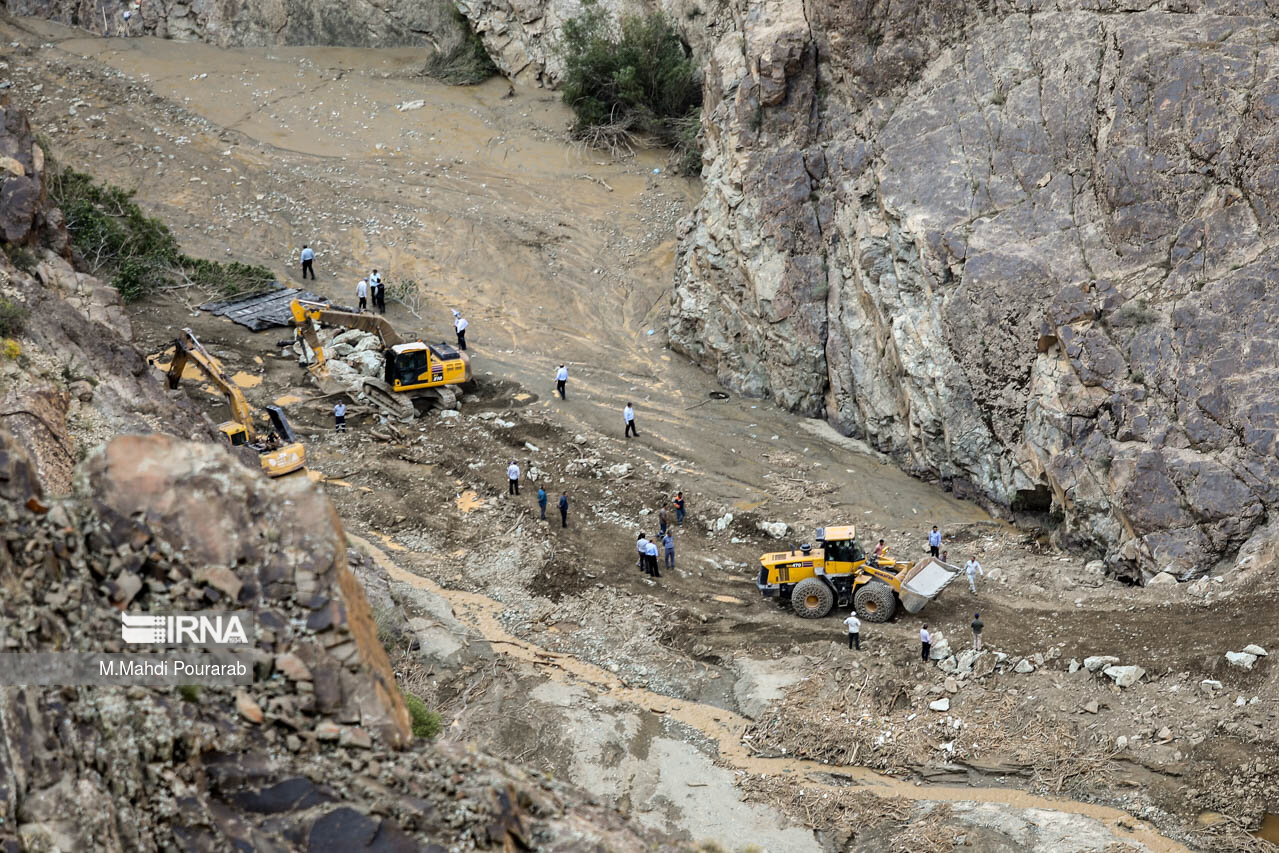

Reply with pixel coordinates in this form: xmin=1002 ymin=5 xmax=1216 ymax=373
xmin=556 ymin=364 xmax=568 ymax=400
xmin=623 ymin=402 xmax=638 ymax=438
xmin=453 ymin=311 xmax=468 ymax=350
xmin=333 ymin=401 xmax=346 ymax=432
xmin=920 ymin=624 xmax=931 ymax=662
xmin=356 ymin=278 xmax=368 ymax=312
xmin=300 ymin=245 xmax=315 ymax=280
xmin=843 ymin=612 xmax=861 ymax=650
xmin=506 ymin=459 xmax=520 ymax=495
xmin=370 ymin=269 xmax=385 ymax=314
xmin=636 ymin=533 xmax=648 ymax=569
xmin=965 ymin=556 xmax=985 ymax=593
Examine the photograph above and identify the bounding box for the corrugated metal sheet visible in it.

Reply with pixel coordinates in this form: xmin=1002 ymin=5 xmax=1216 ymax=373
xmin=200 ymin=284 xmax=339 ymax=331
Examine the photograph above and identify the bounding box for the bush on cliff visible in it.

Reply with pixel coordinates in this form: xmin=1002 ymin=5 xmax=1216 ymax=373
xmin=402 ymin=691 xmax=443 ymax=740
xmin=557 ymin=2 xmax=702 ymax=175
xmin=47 ymin=163 xmax=274 ymax=302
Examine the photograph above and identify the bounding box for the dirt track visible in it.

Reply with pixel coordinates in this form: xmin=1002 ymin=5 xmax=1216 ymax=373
xmin=6 ymin=14 xmax=1279 ymax=851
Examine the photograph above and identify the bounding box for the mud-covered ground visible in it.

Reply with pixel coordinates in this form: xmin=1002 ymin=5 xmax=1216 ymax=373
xmin=5 ymin=13 xmax=1279 ymax=852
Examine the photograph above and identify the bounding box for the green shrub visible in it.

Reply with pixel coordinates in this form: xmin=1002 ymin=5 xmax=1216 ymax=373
xmin=0 ymin=297 xmax=28 ymax=338
xmin=402 ymin=691 xmax=443 ymax=740
xmin=47 ymin=164 xmax=274 ymax=302
xmin=4 ymin=244 xmax=37 ymax=274
xmin=557 ymin=2 xmax=702 ymax=174
xmin=178 ymin=685 xmax=201 ymax=702
xmin=427 ymin=14 xmax=498 ymax=85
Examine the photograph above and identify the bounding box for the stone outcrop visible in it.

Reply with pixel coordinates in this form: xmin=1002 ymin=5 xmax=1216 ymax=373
xmin=671 ymin=0 xmax=1279 ymax=580
xmin=457 ymin=0 xmax=718 ymax=85
xmin=5 ymin=0 xmax=469 ymax=51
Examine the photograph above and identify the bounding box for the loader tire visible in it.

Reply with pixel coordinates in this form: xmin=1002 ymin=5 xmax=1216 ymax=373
xmin=854 ymin=581 xmax=897 ymax=623
xmin=790 ymin=577 xmax=835 ymax=619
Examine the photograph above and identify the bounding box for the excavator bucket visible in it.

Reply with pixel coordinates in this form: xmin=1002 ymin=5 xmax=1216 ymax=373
xmin=898 ymin=557 xmax=961 ymax=614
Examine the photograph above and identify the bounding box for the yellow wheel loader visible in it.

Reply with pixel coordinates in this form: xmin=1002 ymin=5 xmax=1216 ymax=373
xmin=288 ymin=299 xmax=470 ymax=419
xmin=166 ymin=329 xmax=306 ymax=478
xmin=756 ymin=525 xmax=959 ymax=622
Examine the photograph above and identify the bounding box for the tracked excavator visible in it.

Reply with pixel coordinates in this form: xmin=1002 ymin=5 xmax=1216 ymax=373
xmin=166 ymin=328 xmax=306 ymax=478
xmin=288 ymin=299 xmax=470 ymax=419
xmin=757 ymin=525 xmax=959 ymax=622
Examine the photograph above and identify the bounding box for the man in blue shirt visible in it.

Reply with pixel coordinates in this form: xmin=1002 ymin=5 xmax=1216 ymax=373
xmin=300 ymin=245 xmax=315 ymax=280
xmin=537 ymin=486 xmax=547 ymax=520
xmin=662 ymin=532 xmax=675 ymax=569
xmin=928 ymin=526 xmax=942 ymax=558
xmin=558 ymin=491 xmax=568 ymax=527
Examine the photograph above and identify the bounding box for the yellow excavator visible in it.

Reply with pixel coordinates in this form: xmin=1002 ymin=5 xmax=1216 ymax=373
xmin=166 ymin=328 xmax=306 ymax=478
xmin=757 ymin=525 xmax=958 ymax=622
xmin=288 ymin=299 xmax=470 ymax=417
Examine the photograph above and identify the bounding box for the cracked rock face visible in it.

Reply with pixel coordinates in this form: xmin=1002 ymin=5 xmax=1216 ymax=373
xmin=8 ymin=0 xmax=469 ymax=50
xmin=671 ymin=0 xmax=1279 ymax=580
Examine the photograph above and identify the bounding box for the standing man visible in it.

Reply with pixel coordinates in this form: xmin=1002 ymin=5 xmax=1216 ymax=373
xmin=971 ymin=612 xmax=984 ymax=651
xmin=537 ymin=485 xmax=547 ymax=520
xmin=558 ymin=491 xmax=568 ymax=527
xmin=356 ymin=278 xmax=369 ymax=312
xmin=636 ymin=532 xmax=649 ymax=569
xmin=662 ymin=530 xmax=675 ymax=570
xmin=965 ymin=555 xmax=985 ymax=593
xmin=673 ymin=491 xmax=685 ymax=525
xmin=453 ymin=310 xmax=468 ymax=350
xmin=506 ymin=459 xmax=520 ymax=495
xmin=623 ymin=402 xmax=638 ymax=437
xmin=928 ymin=526 xmax=942 ymax=558
xmin=645 ymin=537 xmax=660 ymax=578
xmin=555 ymin=364 xmax=568 ymax=400
xmin=920 ymin=624 xmax=932 ymax=662
xmin=370 ymin=269 xmax=385 ymax=314
xmin=844 ymin=612 xmax=861 ymax=650
xmin=333 ymin=401 xmax=347 ymax=432
xmin=300 ymin=245 xmax=315 ymax=280
xmin=659 ymin=506 xmax=669 ymax=536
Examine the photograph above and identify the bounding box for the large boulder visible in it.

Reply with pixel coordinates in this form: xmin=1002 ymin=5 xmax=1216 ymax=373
xmin=670 ymin=0 xmax=1279 ymax=578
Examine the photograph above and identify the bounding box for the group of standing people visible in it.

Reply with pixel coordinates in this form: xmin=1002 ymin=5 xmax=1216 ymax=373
xmin=356 ymin=269 xmax=386 ymax=314
xmin=632 ymin=493 xmax=686 ymax=579
xmin=505 ymin=466 xmax=568 ymax=527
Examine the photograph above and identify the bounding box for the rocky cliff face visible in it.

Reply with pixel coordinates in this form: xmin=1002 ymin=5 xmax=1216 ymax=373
xmin=671 ymin=0 xmax=1279 ymax=580
xmin=4 ymin=0 xmax=468 ymax=51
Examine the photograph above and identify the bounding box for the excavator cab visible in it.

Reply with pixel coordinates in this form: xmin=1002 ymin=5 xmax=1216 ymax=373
xmin=219 ymin=422 xmax=251 ymax=446
xmin=384 ymin=342 xmax=469 ymax=392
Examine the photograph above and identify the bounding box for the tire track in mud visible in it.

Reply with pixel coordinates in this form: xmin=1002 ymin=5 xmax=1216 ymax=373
xmin=347 ymin=531 xmax=1192 ymax=853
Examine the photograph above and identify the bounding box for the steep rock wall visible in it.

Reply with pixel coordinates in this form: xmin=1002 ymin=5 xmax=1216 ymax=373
xmin=4 ymin=0 xmax=468 ymax=50
xmin=672 ymin=0 xmax=1279 ymax=580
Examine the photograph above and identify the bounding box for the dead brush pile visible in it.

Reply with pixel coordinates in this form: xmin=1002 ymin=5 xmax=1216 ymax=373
xmin=740 ymin=774 xmax=910 ymax=846
xmin=744 ymin=665 xmax=1118 ymax=795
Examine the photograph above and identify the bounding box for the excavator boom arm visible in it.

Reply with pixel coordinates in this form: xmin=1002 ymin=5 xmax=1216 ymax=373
xmin=290 ymin=299 xmax=405 ymax=347
xmin=168 ymin=329 xmax=257 ymax=441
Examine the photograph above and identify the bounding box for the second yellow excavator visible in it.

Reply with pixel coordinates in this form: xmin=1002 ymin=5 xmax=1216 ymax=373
xmin=166 ymin=329 xmax=306 ymax=477
xmin=288 ymin=299 xmax=470 ymax=417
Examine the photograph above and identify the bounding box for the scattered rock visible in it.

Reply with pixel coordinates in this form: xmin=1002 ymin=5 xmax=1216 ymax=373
xmin=339 ymin=726 xmax=372 ymax=749
xmin=275 ymin=651 xmax=313 ymax=681
xmin=1083 ymin=655 xmax=1120 ymax=673
xmin=928 ymin=698 xmax=950 ymax=712
xmin=235 ymin=691 xmax=263 ymax=724
xmin=1146 ymin=571 xmax=1178 ymax=586
xmin=1199 ymin=679 xmax=1223 ymax=695
xmin=314 ymin=720 xmax=341 ymax=741
xmin=1242 ymin=644 xmax=1268 ymax=657
xmin=757 ymin=521 xmax=788 ymax=538
xmin=1013 ymin=658 xmax=1035 ymax=674
xmin=1226 ymin=651 xmax=1258 ymax=670
xmin=944 ymin=677 xmax=958 ymax=693
xmin=1103 ymin=665 xmax=1145 ymax=688
xmin=1082 ymin=700 xmax=1099 ymax=714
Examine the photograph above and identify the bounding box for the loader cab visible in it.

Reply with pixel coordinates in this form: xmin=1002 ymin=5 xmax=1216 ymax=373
xmin=815 ymin=525 xmax=864 ymax=577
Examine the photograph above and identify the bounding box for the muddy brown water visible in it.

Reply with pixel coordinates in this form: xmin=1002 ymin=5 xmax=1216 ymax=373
xmin=349 ymin=533 xmax=1191 ymax=853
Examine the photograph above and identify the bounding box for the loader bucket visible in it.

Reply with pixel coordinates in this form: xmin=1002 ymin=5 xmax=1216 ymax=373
xmin=899 ymin=557 xmax=960 ymax=614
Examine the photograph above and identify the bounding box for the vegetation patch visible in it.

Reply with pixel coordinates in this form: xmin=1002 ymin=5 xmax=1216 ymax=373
xmin=402 ymin=691 xmax=443 ymax=740
xmin=47 ymin=163 xmax=274 ymax=302
xmin=0 ymin=297 xmax=28 ymax=339
xmin=557 ymin=2 xmax=703 ymax=175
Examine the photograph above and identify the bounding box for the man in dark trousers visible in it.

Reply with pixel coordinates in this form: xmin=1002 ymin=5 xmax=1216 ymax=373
xmin=506 ymin=460 xmax=520 ymax=495
xmin=844 ymin=612 xmax=861 ymax=650
xmin=301 ymin=245 xmax=315 ymax=279
xmin=333 ymin=401 xmax=347 ymax=432
xmin=928 ymin=526 xmax=942 ymax=558
xmin=453 ymin=310 xmax=468 ymax=350
xmin=673 ymin=491 xmax=685 ymax=524
xmin=920 ymin=624 xmax=932 ymax=662
xmin=371 ymin=269 xmax=385 ymax=314
xmin=558 ymin=491 xmax=568 ymax=527
xmin=537 ymin=485 xmax=547 ymax=520
xmin=623 ymin=402 xmax=638 ymax=437
xmin=971 ymin=612 xmax=984 ymax=651
xmin=556 ymin=364 xmax=568 ymax=400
